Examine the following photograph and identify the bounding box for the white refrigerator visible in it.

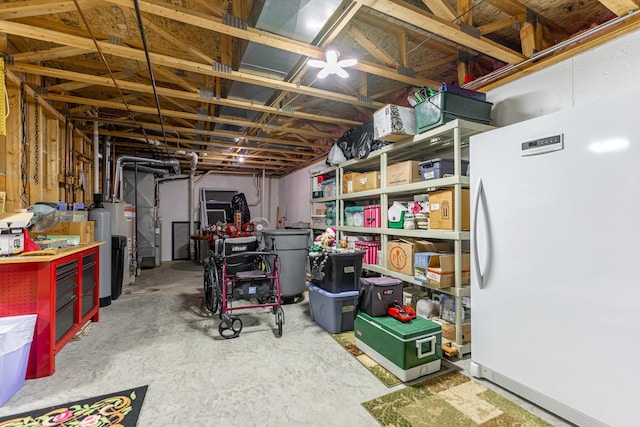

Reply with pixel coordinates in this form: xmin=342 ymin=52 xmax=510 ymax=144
xmin=469 ymin=90 xmax=640 ymax=427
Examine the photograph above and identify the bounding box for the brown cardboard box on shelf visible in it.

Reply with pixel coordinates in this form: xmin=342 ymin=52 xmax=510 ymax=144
xmin=428 ymin=188 xmax=470 ymax=230
xmin=387 ymin=239 xmax=449 ymax=276
xmin=426 ymin=253 xmax=470 ymax=288
xmin=386 ymin=160 xmax=421 ymax=187
xmin=342 ymin=172 xmax=357 ymax=194
xmin=354 ymin=171 xmax=381 ymax=192
xmin=432 ymin=318 xmax=471 ymax=342
xmin=31 ymin=221 xmax=95 ymax=243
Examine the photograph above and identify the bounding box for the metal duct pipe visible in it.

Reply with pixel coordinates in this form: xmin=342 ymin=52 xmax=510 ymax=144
xmin=93 ymin=121 xmax=99 ymax=192
xmin=261 ymin=169 xmax=266 ymax=218
xmin=124 ymin=165 xmax=171 ymax=175
xmin=112 ymin=156 xmax=180 ymax=201
xmin=103 ymin=136 xmax=111 ymax=201
xmin=189 ymin=169 xmax=195 ymax=260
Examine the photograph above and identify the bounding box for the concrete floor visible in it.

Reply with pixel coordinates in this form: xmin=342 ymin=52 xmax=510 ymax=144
xmin=0 ymin=261 xmax=572 ymax=426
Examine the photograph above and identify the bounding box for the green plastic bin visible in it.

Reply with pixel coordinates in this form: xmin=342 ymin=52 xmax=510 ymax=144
xmin=415 ymin=91 xmax=492 ymax=133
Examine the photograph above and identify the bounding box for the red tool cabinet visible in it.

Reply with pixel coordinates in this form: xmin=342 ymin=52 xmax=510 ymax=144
xmin=0 ymin=243 xmax=101 ymax=378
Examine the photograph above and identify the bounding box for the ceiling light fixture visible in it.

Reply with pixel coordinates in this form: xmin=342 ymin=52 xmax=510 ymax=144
xmin=308 ymin=49 xmax=357 ymax=79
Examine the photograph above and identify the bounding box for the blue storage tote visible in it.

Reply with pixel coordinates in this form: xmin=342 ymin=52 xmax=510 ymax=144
xmin=308 ymin=284 xmax=359 ymax=333
xmin=419 ymin=158 xmax=469 ymax=180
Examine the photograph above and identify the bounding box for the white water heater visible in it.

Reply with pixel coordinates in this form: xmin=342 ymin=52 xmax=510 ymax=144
xmin=103 ymin=202 xmax=136 ymax=285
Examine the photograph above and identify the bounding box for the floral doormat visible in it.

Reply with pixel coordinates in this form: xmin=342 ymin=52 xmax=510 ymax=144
xmin=363 ymin=371 xmax=552 ymax=426
xmin=330 ymin=331 xmax=458 ymax=388
xmin=0 ymin=386 xmax=147 ymax=427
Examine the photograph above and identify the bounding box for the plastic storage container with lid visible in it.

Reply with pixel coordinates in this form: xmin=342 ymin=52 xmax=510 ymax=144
xmin=344 ymin=206 xmax=365 ymax=227
xmin=419 ymin=158 xmax=470 ymax=180
xmin=309 ymin=250 xmax=365 ymax=293
xmin=308 ymin=284 xmax=359 ymax=333
xmin=320 ymin=178 xmax=337 ymax=197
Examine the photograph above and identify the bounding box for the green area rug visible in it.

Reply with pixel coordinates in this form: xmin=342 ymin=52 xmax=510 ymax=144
xmin=0 ymin=386 xmax=147 ymax=427
xmin=330 ymin=331 xmax=458 ymax=388
xmin=363 ymin=371 xmax=552 ymax=426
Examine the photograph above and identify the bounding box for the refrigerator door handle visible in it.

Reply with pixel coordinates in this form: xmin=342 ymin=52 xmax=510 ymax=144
xmin=472 ymin=178 xmax=485 ymax=289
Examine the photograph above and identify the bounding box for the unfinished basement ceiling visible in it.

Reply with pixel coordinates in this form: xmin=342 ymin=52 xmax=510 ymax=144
xmin=0 ymin=0 xmax=638 ymax=177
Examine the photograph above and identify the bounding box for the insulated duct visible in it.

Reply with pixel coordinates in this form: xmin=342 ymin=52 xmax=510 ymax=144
xmin=218 ymin=0 xmax=344 ymax=127
xmin=112 ymin=156 xmax=181 ymax=201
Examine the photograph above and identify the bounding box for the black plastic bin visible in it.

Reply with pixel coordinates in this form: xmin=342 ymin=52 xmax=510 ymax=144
xmin=309 ymin=251 xmax=365 ymax=293
xmin=111 ymin=235 xmax=127 ymax=300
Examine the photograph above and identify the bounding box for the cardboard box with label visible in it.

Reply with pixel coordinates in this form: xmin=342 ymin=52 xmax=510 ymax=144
xmin=428 ymin=188 xmax=470 ymax=230
xmin=426 ymin=253 xmax=470 ymax=288
xmin=387 ymin=239 xmax=449 ymax=276
xmin=386 ymin=160 xmax=421 ymax=187
xmin=342 ymin=172 xmax=357 ymax=194
xmin=414 ymin=252 xmax=441 ymax=283
xmin=355 ymin=171 xmax=380 ymax=192
xmin=373 ymin=104 xmax=417 ymax=142
xmin=31 ymin=220 xmax=95 ymax=243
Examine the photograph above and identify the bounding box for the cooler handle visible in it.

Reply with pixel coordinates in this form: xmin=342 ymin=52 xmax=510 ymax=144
xmin=416 ymin=336 xmax=436 ymax=358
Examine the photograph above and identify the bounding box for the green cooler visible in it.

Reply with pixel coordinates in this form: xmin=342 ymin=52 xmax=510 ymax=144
xmin=355 ymin=312 xmax=442 ymax=382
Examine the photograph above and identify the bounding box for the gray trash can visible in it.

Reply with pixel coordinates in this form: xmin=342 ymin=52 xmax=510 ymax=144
xmin=263 ymin=229 xmax=311 ymax=302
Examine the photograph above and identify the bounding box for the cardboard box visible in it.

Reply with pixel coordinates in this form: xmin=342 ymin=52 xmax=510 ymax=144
xmin=354 ymin=171 xmax=380 ymax=192
xmin=373 ymin=104 xmax=417 ymax=142
xmin=342 ymin=172 xmax=357 ymax=194
xmin=426 ymin=253 xmax=470 ymax=288
xmin=414 ymin=252 xmax=441 ymax=283
xmin=31 ymin=220 xmax=95 ymax=243
xmin=386 ymin=160 xmax=421 ymax=187
xmin=58 ymin=211 xmax=88 ymax=222
xmin=428 ymin=188 xmax=470 ymax=230
xmin=387 ymin=239 xmax=449 ymax=276
xmin=432 ymin=318 xmax=471 ymax=343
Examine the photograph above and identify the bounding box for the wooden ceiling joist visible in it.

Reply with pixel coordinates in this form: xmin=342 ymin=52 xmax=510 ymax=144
xmin=102 ymin=0 xmax=432 ymax=88
xmin=355 ymin=0 xmax=526 ymax=64
xmin=0 ymin=0 xmax=101 ymax=20
xmin=9 ymin=62 xmax=363 ymax=127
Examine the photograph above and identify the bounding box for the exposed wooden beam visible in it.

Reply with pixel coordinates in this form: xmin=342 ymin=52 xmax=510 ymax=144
xmin=485 ymin=0 xmax=569 ymax=37
xmin=597 ymin=0 xmax=639 ymax=16
xmin=357 ymin=0 xmax=526 ymax=64
xmin=12 ymin=46 xmax=91 ymax=63
xmin=100 ymin=129 xmax=319 ymax=157
xmin=477 ymin=12 xmax=640 ymax=91
xmin=349 ymin=24 xmax=397 ymax=67
xmin=0 ymin=19 xmax=383 ymax=110
xmin=74 ymin=113 xmax=336 ymax=140
xmin=421 ymin=0 xmax=456 ymax=22
xmin=520 ymin=22 xmax=536 ymax=57
xmin=414 ymin=55 xmax=456 ymax=73
xmin=0 ymin=0 xmax=100 ymax=20
xmin=8 ymin=62 xmax=363 ymax=126
xmin=478 ymin=14 xmax=526 ymax=35
xmin=141 ymin=14 xmax=215 ymax=64
xmin=103 ymin=0 xmax=432 ymax=87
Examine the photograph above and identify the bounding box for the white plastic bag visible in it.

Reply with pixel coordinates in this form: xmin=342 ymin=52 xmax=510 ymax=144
xmin=0 ymin=314 xmax=37 ymax=356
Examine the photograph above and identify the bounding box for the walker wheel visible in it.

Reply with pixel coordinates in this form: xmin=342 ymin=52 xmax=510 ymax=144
xmin=219 ymin=315 xmax=242 ymax=339
xmin=275 ymin=307 xmax=284 ymax=338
